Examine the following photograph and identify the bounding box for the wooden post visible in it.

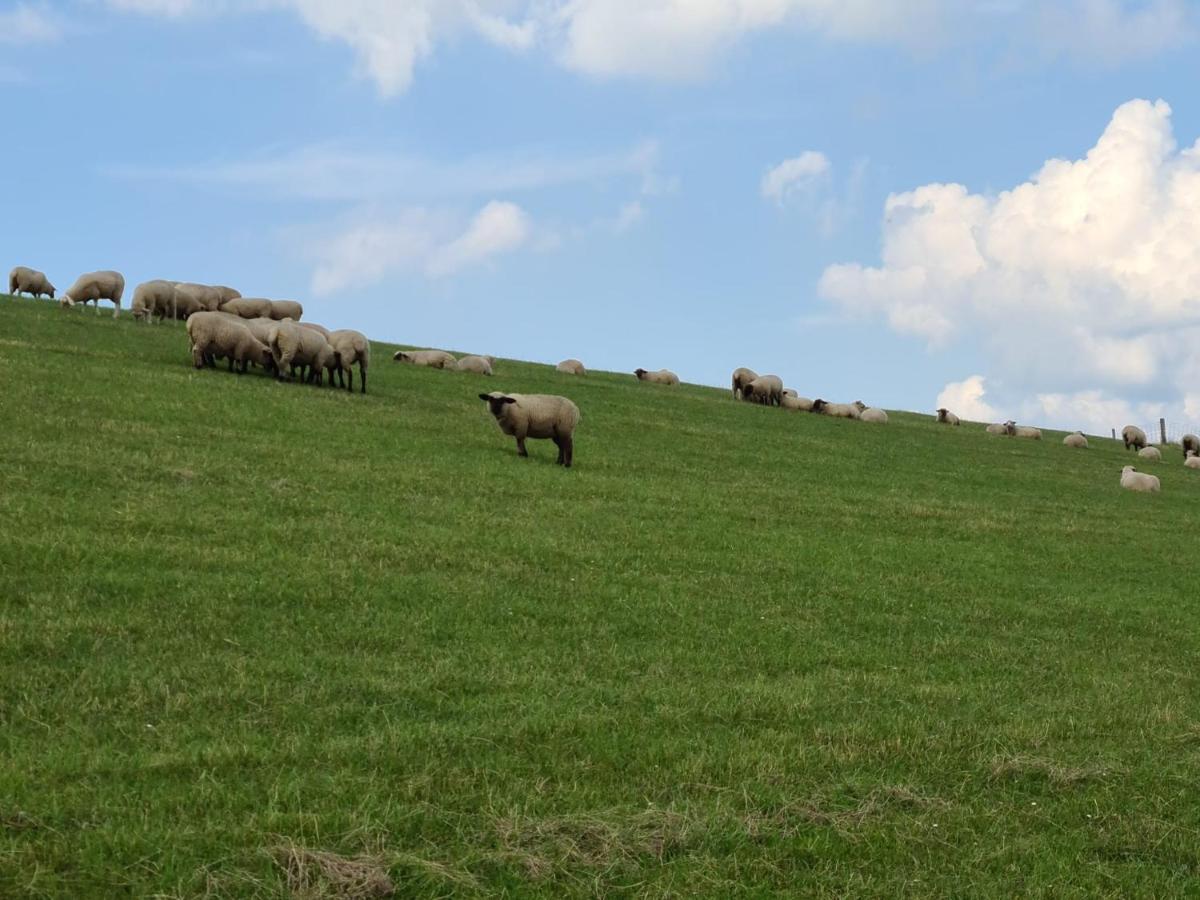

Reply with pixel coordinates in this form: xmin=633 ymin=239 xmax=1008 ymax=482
xmin=1112 ymin=428 xmax=1117 ymax=440
xmin=1161 ymin=418 xmax=1168 ymax=445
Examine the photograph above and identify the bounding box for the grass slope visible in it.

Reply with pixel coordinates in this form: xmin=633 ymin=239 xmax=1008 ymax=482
xmin=2 ymin=295 xmax=1199 ymax=898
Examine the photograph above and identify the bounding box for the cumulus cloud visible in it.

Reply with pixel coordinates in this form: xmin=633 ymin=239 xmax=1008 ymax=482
xmin=936 ymin=375 xmax=997 ymax=423
xmin=761 ymin=151 xmax=831 ymax=205
xmin=823 ymin=98 xmax=1200 ymax=433
xmin=427 ymin=201 xmax=531 ymax=277
xmin=0 ymin=4 xmax=61 ymax=43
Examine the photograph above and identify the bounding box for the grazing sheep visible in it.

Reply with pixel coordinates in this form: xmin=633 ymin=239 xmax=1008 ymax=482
xmin=60 ymin=270 xmax=124 ymax=318
xmin=329 ymin=329 xmax=370 ymax=394
xmin=731 ymin=367 xmax=758 ymax=399
xmin=268 ymin=299 xmax=304 ymax=321
xmin=393 ymin=349 xmax=457 ymax=369
xmin=781 ymin=394 xmax=814 ymax=412
xmin=131 ymin=280 xmax=179 ymax=323
xmin=299 ymin=322 xmax=331 ymax=339
xmin=1063 ymin=431 xmax=1089 ymax=448
xmin=936 ymin=408 xmax=960 ymax=426
xmin=1014 ymin=425 xmax=1043 ymax=440
xmin=1138 ymin=446 xmax=1162 ymax=462
xmin=214 ymin=286 xmax=241 ymax=305
xmin=1182 ymin=434 xmax=1200 ymax=459
xmin=1120 ymin=465 xmax=1160 ymax=493
xmin=173 ymin=283 xmax=227 ymax=313
xmin=811 ymin=399 xmax=861 ymax=419
xmin=220 ymin=297 xmax=274 ymax=319
xmin=557 ymin=359 xmax=586 ymax=376
xmin=986 ymin=421 xmax=1016 ymax=436
xmin=743 ymin=375 xmax=784 ymax=406
xmin=186 ymin=312 xmax=272 ymax=373
xmin=479 ymin=391 xmax=580 ymax=467
xmin=8 ymin=266 xmax=55 ymax=299
xmin=457 ymin=355 xmax=494 ymax=376
xmin=269 ymin=320 xmax=338 ymax=384
xmin=634 ymin=368 xmax=679 ymax=386
xmin=1185 ymin=450 xmax=1200 ymax=470
xmin=1122 ymin=425 xmax=1147 ymax=451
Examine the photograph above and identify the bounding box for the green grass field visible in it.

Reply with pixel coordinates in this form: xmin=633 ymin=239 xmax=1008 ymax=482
xmin=2 ymin=295 xmax=1199 ymax=897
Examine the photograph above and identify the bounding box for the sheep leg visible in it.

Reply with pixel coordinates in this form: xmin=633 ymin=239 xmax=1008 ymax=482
xmin=562 ymin=435 xmax=573 ymax=468
xmin=515 ymin=437 xmax=528 ymax=458
xmin=359 ymin=367 xmax=366 ymax=394
xmin=553 ymin=436 xmax=565 ymax=465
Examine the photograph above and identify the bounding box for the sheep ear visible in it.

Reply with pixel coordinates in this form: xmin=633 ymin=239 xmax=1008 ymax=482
xmin=478 ymin=393 xmax=491 ymax=402
xmin=501 ymin=396 xmax=517 ymax=405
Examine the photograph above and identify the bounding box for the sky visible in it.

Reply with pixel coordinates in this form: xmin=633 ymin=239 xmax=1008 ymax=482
xmin=3 ymin=0 xmax=1200 ymax=435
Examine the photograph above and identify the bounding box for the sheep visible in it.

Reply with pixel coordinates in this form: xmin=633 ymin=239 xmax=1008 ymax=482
xmin=1181 ymin=434 xmax=1200 ymax=459
xmin=1014 ymin=425 xmax=1043 ymax=440
xmin=634 ymin=368 xmax=679 ymax=386
xmin=1185 ymin=450 xmax=1200 ymax=470
xmin=186 ymin=312 xmax=272 ymax=373
xmin=1063 ymin=431 xmax=1089 ymax=448
xmin=268 ymin=299 xmax=304 ymax=321
xmin=782 ymin=388 xmax=798 ymax=398
xmin=214 ymin=286 xmax=241 ymax=305
xmin=743 ymin=375 xmax=783 ymax=406
xmin=859 ymin=407 xmax=889 ymax=424
xmin=9 ymin=266 xmax=55 ymax=299
xmin=936 ymin=408 xmax=960 ymax=426
xmin=479 ymin=391 xmax=580 ymax=467
xmin=812 ymin=399 xmax=861 ymax=419
xmin=456 ymin=355 xmax=494 ymax=376
xmin=731 ymin=367 xmax=758 ymax=399
xmin=329 ymin=329 xmax=370 ymax=394
xmin=1120 ymin=465 xmax=1160 ymax=493
xmin=986 ymin=421 xmax=1016 ymax=436
xmin=393 ymin=349 xmax=457 ymax=369
xmin=1138 ymin=446 xmax=1162 ymax=462
xmin=557 ymin=359 xmax=586 ymax=375
xmin=299 ymin=322 xmax=332 ymax=339
xmin=131 ymin=280 xmax=179 ymax=323
xmin=173 ymin=282 xmax=227 ymax=313
xmin=781 ymin=394 xmax=814 ymax=412
xmin=60 ymin=270 xmax=124 ymax=318
xmin=270 ymin=320 xmax=338 ymax=384
xmin=220 ymin=297 xmax=274 ymax=319
xmin=1122 ymin=425 xmax=1147 ymax=451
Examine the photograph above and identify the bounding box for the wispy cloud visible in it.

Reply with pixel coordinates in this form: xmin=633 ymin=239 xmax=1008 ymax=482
xmin=0 ymin=4 xmax=62 ymax=44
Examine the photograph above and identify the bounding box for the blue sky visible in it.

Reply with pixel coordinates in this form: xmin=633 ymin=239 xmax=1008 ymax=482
xmin=3 ymin=1 xmax=1200 ymax=433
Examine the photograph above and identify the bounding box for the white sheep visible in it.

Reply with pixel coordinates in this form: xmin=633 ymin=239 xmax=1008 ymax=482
xmin=743 ymin=375 xmax=783 ymax=406
xmin=268 ymin=299 xmax=304 ymax=321
xmin=986 ymin=421 xmax=1016 ymax=436
xmin=479 ymin=391 xmax=581 ymax=467
xmin=299 ymin=322 xmax=332 ymax=339
xmin=9 ymin=266 xmax=55 ymax=299
xmin=186 ymin=312 xmax=272 ymax=373
xmin=457 ymin=355 xmax=494 ymax=375
xmin=1181 ymin=434 xmax=1199 ymax=459
xmin=1120 ymin=465 xmax=1160 ymax=493
xmin=220 ymin=297 xmax=274 ymax=319
xmin=635 ymin=368 xmax=680 ymax=386
xmin=731 ymin=367 xmax=758 ymax=399
xmin=1138 ymin=446 xmax=1162 ymax=462
xmin=1063 ymin=431 xmax=1089 ymax=448
xmin=328 ymin=329 xmax=370 ymax=394
xmin=1185 ymin=450 xmax=1200 ymax=470
xmin=1014 ymin=425 xmax=1042 ymax=440
xmin=1122 ymin=425 xmax=1147 ymax=451
xmin=854 ymin=401 xmax=888 ymax=423
xmin=812 ymin=399 xmax=861 ymax=419
xmin=393 ymin=349 xmax=457 ymax=369
xmin=270 ymin=320 xmax=338 ymax=384
xmin=173 ymin=283 xmax=228 ymax=314
xmin=780 ymin=394 xmax=814 ymax=412
xmin=131 ymin=280 xmax=179 ymax=323
xmin=60 ymin=270 xmax=125 ymax=318
xmin=557 ymin=359 xmax=586 ymax=375
xmin=936 ymin=408 xmax=960 ymax=426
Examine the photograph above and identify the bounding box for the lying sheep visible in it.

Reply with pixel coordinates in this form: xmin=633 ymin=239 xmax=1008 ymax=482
xmin=393 ymin=349 xmax=457 ymax=369
xmin=782 ymin=388 xmax=798 ymax=398
xmin=479 ymin=391 xmax=580 ymax=467
xmin=1182 ymin=434 xmax=1199 ymax=459
xmin=329 ymin=329 xmax=370 ymax=394
xmin=221 ymin=297 xmax=274 ymax=319
xmin=936 ymin=408 xmax=960 ymax=426
xmin=781 ymin=394 xmax=814 ymax=412
xmin=9 ymin=266 xmax=55 ymax=299
xmin=743 ymin=375 xmax=783 ymax=406
xmin=1121 ymin=465 xmax=1160 ymax=493
xmin=1063 ymin=431 xmax=1089 ymax=448
xmin=986 ymin=421 xmax=1016 ymax=436
xmin=457 ymin=355 xmax=494 ymax=376
xmin=731 ymin=367 xmax=758 ymax=399
xmin=186 ymin=312 xmax=272 ymax=373
xmin=1186 ymin=450 xmax=1200 ymax=470
xmin=1122 ymin=425 xmax=1147 ymax=451
xmin=268 ymin=299 xmax=304 ymax=321
xmin=557 ymin=359 xmax=586 ymax=376
xmin=812 ymin=399 xmax=861 ymax=419
xmin=853 ymin=401 xmax=888 ymax=423
xmin=131 ymin=280 xmax=178 ymax=323
xmin=1014 ymin=425 xmax=1042 ymax=440
xmin=60 ymin=270 xmax=125 ymax=318
xmin=1138 ymin=446 xmax=1162 ymax=462
xmin=634 ymin=368 xmax=679 ymax=386
xmin=270 ymin=320 xmax=338 ymax=384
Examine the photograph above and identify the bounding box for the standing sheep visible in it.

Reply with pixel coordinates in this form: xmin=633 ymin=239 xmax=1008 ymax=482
xmin=1185 ymin=450 xmax=1200 ymax=470
xmin=173 ymin=283 xmax=227 ymax=313
xmin=131 ymin=280 xmax=179 ymax=323
xmin=186 ymin=312 xmax=272 ymax=373
xmin=479 ymin=391 xmax=580 ymax=467
xmin=936 ymin=408 xmax=960 ymax=426
xmin=1063 ymin=431 xmax=1089 ymax=448
xmin=299 ymin=322 xmax=332 ymax=339
xmin=743 ymin=375 xmax=783 ymax=406
xmin=9 ymin=266 xmax=55 ymax=299
xmin=329 ymin=329 xmax=370 ymax=394
xmin=268 ymin=300 xmax=304 ymax=321
xmin=393 ymin=349 xmax=457 ymax=369
xmin=1181 ymin=434 xmax=1200 ymax=459
xmin=270 ymin=320 xmax=338 ymax=384
xmin=1122 ymin=425 xmax=1147 ymax=451
xmin=457 ymin=355 xmax=494 ymax=375
xmin=60 ymin=270 xmax=125 ymax=318
xmin=557 ymin=359 xmax=586 ymax=376
xmin=1120 ymin=465 xmax=1160 ymax=493
xmin=634 ymin=368 xmax=679 ymax=386
xmin=731 ymin=367 xmax=758 ymax=399
xmin=1138 ymin=446 xmax=1162 ymax=462
xmin=812 ymin=399 xmax=861 ymax=419
xmin=221 ymin=298 xmax=274 ymax=319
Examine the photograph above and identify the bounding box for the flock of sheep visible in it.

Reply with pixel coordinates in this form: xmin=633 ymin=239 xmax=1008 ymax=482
xmin=9 ymin=263 xmax=1200 ymax=481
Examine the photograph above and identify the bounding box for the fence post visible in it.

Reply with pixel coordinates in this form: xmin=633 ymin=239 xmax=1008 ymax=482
xmin=1161 ymin=418 xmax=1168 ymax=445
xmin=1112 ymin=428 xmax=1117 ymax=440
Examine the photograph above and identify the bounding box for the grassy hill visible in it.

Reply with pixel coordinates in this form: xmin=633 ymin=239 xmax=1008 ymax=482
xmin=2 ymin=295 xmax=1199 ymax=897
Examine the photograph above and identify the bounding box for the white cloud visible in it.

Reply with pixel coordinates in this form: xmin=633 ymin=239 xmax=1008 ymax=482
xmin=761 ymin=151 xmax=831 ymax=205
xmin=936 ymin=375 xmax=997 ymax=423
xmin=427 ymin=200 xmax=531 ymax=276
xmin=825 ymin=98 xmax=1200 ymax=431
xmin=0 ymin=4 xmax=61 ymax=43
xmin=1036 ymin=0 xmax=1194 ymax=65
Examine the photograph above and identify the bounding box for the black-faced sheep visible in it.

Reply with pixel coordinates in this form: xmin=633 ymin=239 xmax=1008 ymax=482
xmin=635 ymin=368 xmax=680 ymax=386
xmin=1122 ymin=425 xmax=1147 ymax=451
xmin=936 ymin=408 xmax=960 ymax=426
xmin=479 ymin=392 xmax=580 ymax=467
xmin=329 ymin=329 xmax=370 ymax=394
xmin=1121 ymin=465 xmax=1160 ymax=493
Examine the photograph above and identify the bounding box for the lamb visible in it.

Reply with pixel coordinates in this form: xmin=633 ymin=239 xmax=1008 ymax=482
xmin=131 ymin=280 xmax=178 ymax=323
xmin=742 ymin=375 xmax=783 ymax=406
xmin=393 ymin=349 xmax=457 ymax=369
xmin=186 ymin=312 xmax=272 ymax=373
xmin=60 ymin=270 xmax=125 ymax=318
xmin=781 ymin=394 xmax=814 ymax=412
xmin=456 ymin=355 xmax=494 ymax=375
xmin=1120 ymin=465 xmax=1160 ymax=493
xmin=1181 ymin=434 xmax=1200 ymax=459
xmin=986 ymin=421 xmax=1016 ymax=436
xmin=1063 ymin=431 xmax=1089 ymax=448
xmin=1138 ymin=446 xmax=1162 ymax=462
xmin=1014 ymin=425 xmax=1043 ymax=440
xmin=557 ymin=359 xmax=586 ymax=375
xmin=811 ymin=399 xmax=861 ymax=419
xmin=299 ymin=322 xmax=332 ymax=339
xmin=220 ymin=297 xmax=274 ymax=319
xmin=1186 ymin=450 xmax=1200 ymax=470
xmin=329 ymin=329 xmax=370 ymax=394
xmin=8 ymin=266 xmax=55 ymax=299
xmin=1122 ymin=425 xmax=1147 ymax=451
xmin=479 ymin=392 xmax=580 ymax=467
xmin=936 ymin=408 xmax=960 ymax=426
xmin=268 ymin=300 xmax=304 ymax=321
xmin=634 ymin=368 xmax=680 ymax=386
xmin=270 ymin=320 xmax=338 ymax=384
xmin=731 ymin=367 xmax=758 ymax=399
